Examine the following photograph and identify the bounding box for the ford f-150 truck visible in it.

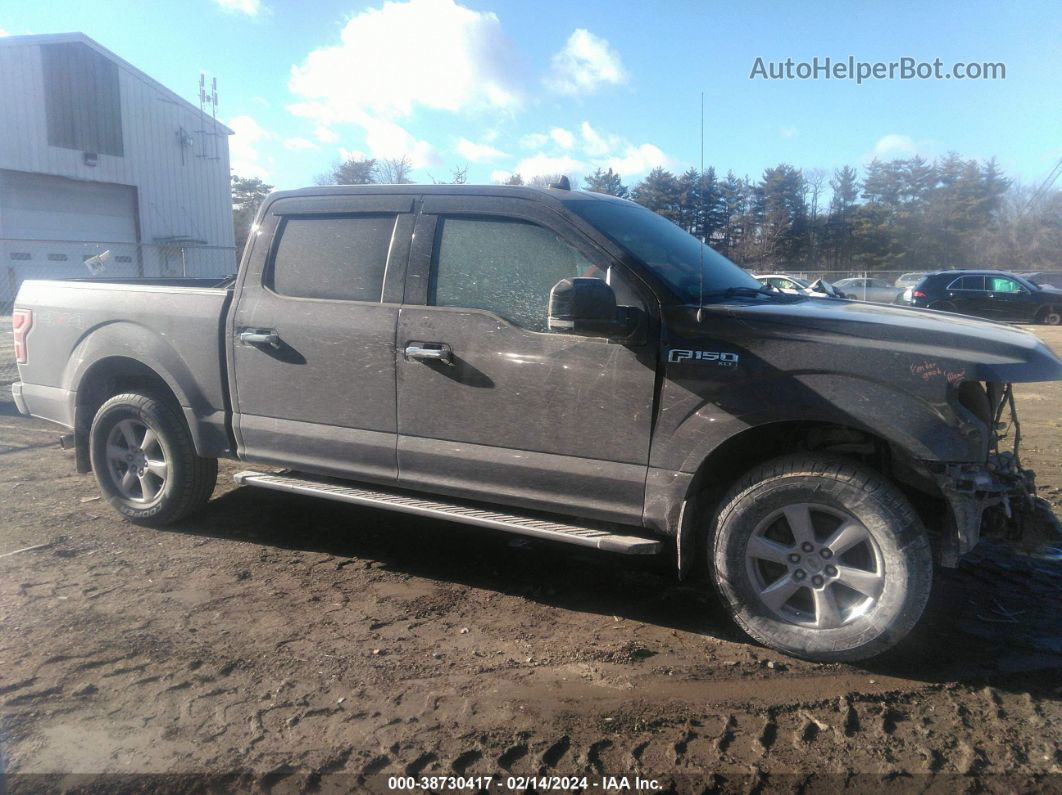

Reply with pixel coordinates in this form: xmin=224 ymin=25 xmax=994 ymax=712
xmin=11 ymin=184 xmax=1062 ymax=662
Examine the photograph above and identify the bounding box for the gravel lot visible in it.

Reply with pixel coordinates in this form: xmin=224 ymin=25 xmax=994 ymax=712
xmin=0 ymin=325 xmax=1060 ymax=792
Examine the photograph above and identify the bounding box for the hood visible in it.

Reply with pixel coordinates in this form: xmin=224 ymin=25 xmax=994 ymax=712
xmin=670 ymin=297 xmax=1062 ymax=384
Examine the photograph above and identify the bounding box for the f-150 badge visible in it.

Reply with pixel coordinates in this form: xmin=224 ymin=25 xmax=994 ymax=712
xmin=668 ymin=349 xmax=739 ymax=367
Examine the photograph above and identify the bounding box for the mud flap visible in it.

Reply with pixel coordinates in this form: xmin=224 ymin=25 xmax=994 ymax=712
xmin=676 ymin=498 xmax=696 ymax=581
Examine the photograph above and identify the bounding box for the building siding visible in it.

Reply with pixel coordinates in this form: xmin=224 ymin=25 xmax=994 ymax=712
xmin=0 ymin=34 xmax=234 ymax=295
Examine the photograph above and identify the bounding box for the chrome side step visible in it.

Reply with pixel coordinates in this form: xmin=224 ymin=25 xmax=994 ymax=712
xmin=233 ymin=471 xmax=662 ymax=555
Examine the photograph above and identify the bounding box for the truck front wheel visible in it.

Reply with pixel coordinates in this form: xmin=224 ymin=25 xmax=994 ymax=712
xmin=710 ymin=455 xmax=932 ymax=662
xmin=89 ymin=392 xmax=218 ymax=526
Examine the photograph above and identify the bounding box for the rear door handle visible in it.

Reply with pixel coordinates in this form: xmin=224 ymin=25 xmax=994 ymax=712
xmin=404 ymin=342 xmax=453 ymax=365
xmin=239 ymin=329 xmax=279 ymax=346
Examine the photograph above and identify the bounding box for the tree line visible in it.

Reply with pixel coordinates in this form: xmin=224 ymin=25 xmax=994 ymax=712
xmin=573 ymin=156 xmax=1061 ymax=273
xmin=232 ymin=153 xmax=1062 ymax=272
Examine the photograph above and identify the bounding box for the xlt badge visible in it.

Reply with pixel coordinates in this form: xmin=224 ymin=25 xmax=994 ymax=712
xmin=668 ymin=349 xmax=739 ymax=367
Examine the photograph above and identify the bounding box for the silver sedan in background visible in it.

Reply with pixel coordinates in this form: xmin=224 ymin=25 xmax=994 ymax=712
xmin=833 ymin=277 xmax=903 ymax=303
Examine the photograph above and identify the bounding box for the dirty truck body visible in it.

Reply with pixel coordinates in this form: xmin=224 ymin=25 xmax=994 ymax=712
xmin=12 ymin=184 xmax=1062 ymax=661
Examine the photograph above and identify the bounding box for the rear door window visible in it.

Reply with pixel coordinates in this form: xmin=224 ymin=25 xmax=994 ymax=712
xmin=269 ymin=214 xmax=397 ymax=302
xmin=949 ymin=275 xmax=986 ymax=291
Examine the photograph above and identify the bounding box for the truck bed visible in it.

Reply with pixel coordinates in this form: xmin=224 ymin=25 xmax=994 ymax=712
xmin=13 ymin=278 xmax=233 ymax=455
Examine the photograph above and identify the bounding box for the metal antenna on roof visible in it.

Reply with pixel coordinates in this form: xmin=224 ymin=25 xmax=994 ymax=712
xmin=696 ymin=91 xmax=705 ymax=323
xmin=211 ymin=77 xmax=219 ymax=160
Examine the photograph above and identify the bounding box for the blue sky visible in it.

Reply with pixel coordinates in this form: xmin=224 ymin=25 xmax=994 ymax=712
xmin=2 ymin=0 xmax=1060 ymax=191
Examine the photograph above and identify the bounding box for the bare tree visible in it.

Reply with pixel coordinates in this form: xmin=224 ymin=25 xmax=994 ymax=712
xmin=378 ymin=156 xmax=415 ymax=184
xmin=803 ymin=168 xmax=827 ymax=266
xmin=527 ymin=173 xmax=578 ymax=189
xmin=429 ymin=165 xmax=469 ymax=185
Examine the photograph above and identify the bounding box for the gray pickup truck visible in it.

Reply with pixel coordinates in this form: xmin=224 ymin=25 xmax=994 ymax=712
xmin=12 ymin=184 xmax=1062 ymax=661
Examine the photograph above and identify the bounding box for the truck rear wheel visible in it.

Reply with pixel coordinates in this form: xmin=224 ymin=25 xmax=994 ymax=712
xmin=710 ymin=455 xmax=932 ymax=662
xmin=89 ymin=392 xmax=217 ymax=527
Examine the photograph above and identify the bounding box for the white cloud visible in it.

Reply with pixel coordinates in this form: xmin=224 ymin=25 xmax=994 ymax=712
xmin=579 ymin=121 xmax=668 ymax=178
xmin=873 ymin=133 xmax=918 ymax=159
xmin=513 ymin=153 xmax=586 ymax=180
xmin=491 ymin=169 xmax=514 ymax=183
xmin=519 ymin=132 xmax=550 ymax=149
xmin=511 ymin=121 xmax=668 ymax=182
xmin=780 ymin=126 xmax=798 ymax=139
xmin=545 ymin=28 xmax=628 ymax=95
xmin=339 ymin=148 xmax=369 ymax=161
xmin=550 ymin=127 xmax=575 ymax=149
xmin=283 ymin=137 xmax=316 ymax=151
xmin=314 ymin=125 xmax=339 ymax=144
xmin=360 ymin=117 xmax=440 ymax=168
xmin=0 ymin=28 xmax=9 ymax=37
xmin=606 ymin=143 xmax=667 ymax=177
xmin=456 ymin=137 xmax=508 ymax=162
xmin=580 ymin=121 xmax=622 ymax=157
xmin=289 ymin=0 xmax=521 ymax=125
xmin=214 ymin=0 xmax=264 ymax=17
xmin=227 ymin=115 xmax=270 ymax=179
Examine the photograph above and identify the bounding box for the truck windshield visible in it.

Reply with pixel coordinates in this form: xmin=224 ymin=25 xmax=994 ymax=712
xmin=565 ymin=198 xmax=763 ymax=302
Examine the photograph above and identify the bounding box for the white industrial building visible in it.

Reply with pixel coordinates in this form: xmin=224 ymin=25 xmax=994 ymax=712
xmin=0 ymin=33 xmax=235 ymax=303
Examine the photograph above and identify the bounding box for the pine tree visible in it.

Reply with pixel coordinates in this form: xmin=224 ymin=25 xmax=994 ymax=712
xmin=757 ymin=164 xmax=808 ymax=267
xmin=826 ymin=166 xmax=859 ymax=270
xmin=231 ymin=174 xmax=273 ymax=262
xmin=583 ymin=167 xmax=628 ymax=197
xmin=317 ymin=157 xmax=378 ymax=185
xmin=718 ymin=171 xmax=752 ymax=262
xmin=631 ymin=167 xmax=681 ymax=223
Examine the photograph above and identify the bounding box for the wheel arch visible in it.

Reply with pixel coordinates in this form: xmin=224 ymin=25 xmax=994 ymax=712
xmin=1036 ymin=303 xmax=1062 ymax=325
xmin=73 ymin=357 xmax=190 ymax=473
xmin=673 ymin=420 xmax=947 ymax=579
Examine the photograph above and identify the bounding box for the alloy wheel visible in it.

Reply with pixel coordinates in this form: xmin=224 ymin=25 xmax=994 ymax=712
xmin=105 ymin=418 xmax=168 ymax=504
xmin=744 ymin=503 xmax=885 ymax=629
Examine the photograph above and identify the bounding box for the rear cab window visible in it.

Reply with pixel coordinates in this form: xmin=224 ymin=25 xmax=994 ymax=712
xmin=269 ymin=214 xmax=397 ymax=302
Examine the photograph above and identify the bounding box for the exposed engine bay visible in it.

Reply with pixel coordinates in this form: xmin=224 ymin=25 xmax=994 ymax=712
xmin=934 ymin=382 xmax=1062 ymax=566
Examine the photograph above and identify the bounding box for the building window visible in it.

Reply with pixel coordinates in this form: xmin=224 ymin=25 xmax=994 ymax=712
xmin=41 ymin=42 xmax=124 ymax=157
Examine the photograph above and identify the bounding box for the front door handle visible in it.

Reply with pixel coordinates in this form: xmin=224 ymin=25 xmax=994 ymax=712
xmin=239 ymin=329 xmax=279 ymax=346
xmin=404 ymin=342 xmax=453 ymax=365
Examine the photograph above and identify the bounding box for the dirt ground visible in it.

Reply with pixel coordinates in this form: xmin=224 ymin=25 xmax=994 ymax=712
xmin=1 ymin=325 xmax=1060 ymax=793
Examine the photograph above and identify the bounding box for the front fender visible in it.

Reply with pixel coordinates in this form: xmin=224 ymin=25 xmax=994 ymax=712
xmin=650 ymin=371 xmax=983 ymax=477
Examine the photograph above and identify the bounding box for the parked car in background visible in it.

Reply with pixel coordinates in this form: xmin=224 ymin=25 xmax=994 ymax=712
xmin=903 ymin=270 xmax=1062 ymax=325
xmin=895 ymin=272 xmax=928 ymax=289
xmin=753 ymin=274 xmax=847 ymax=299
xmin=1022 ymin=271 xmax=1062 ymax=290
xmin=755 ymin=274 xmax=812 ymax=295
xmin=833 ymin=277 xmax=903 ymax=304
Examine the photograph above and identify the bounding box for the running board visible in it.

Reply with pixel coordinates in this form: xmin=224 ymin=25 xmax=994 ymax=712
xmin=233 ymin=471 xmax=662 ymax=555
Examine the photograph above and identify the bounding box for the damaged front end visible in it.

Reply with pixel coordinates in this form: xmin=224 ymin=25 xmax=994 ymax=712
xmin=932 ymin=383 xmax=1062 ymax=566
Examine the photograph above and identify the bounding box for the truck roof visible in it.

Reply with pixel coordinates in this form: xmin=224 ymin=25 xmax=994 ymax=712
xmin=263 ymin=183 xmax=630 ymax=208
